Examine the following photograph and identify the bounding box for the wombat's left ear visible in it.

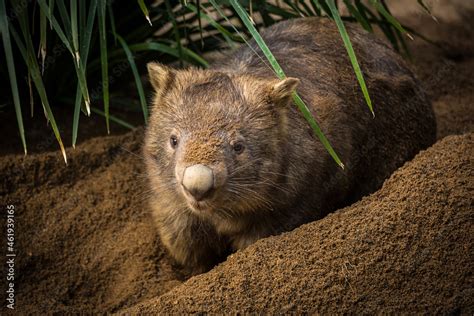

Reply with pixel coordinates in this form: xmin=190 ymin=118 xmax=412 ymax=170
xmin=270 ymin=77 xmax=300 ymax=104
xmin=147 ymin=62 xmax=175 ymax=96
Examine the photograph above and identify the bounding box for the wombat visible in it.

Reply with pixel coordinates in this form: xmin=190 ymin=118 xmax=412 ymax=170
xmin=144 ymin=17 xmax=436 ymax=273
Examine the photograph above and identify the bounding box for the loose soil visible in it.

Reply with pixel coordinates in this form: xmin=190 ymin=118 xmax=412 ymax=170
xmin=124 ymin=132 xmax=474 ymax=315
xmin=1 ymin=0 xmax=473 ymax=314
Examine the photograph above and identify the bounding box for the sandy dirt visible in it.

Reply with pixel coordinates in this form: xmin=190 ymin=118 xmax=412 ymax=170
xmin=124 ymin=132 xmax=474 ymax=315
xmin=1 ymin=0 xmax=473 ymax=314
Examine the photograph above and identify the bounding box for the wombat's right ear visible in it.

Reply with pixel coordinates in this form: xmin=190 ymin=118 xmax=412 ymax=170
xmin=269 ymin=77 xmax=300 ymax=105
xmin=147 ymin=62 xmax=175 ymax=95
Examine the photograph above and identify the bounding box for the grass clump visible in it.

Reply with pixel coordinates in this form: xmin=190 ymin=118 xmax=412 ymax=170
xmin=0 ymin=0 xmax=430 ymax=164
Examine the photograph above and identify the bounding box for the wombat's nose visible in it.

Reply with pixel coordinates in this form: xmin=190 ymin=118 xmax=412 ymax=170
xmin=182 ymin=164 xmax=214 ymax=201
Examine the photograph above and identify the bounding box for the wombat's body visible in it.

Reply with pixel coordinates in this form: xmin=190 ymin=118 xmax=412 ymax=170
xmin=144 ymin=18 xmax=436 ymax=273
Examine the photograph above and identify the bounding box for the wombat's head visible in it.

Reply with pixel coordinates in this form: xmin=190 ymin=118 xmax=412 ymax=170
xmin=144 ymin=62 xmax=299 ymax=218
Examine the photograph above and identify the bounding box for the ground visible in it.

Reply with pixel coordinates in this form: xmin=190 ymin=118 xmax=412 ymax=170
xmin=0 ymin=1 xmax=473 ymax=314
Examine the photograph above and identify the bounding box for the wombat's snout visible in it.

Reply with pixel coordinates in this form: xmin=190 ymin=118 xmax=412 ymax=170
xmin=182 ymin=164 xmax=214 ymax=201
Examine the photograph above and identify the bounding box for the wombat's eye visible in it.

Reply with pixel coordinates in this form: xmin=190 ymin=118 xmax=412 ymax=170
xmin=170 ymin=135 xmax=179 ymax=149
xmin=232 ymin=142 xmax=245 ymax=154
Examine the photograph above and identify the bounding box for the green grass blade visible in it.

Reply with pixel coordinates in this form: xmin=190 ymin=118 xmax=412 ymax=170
xmin=137 ymin=0 xmax=152 ymax=25
xmin=292 ymin=93 xmax=345 ymax=168
xmin=80 ymin=0 xmax=97 ymax=63
xmin=37 ymin=0 xmax=72 ymax=52
xmin=326 ymin=0 xmax=374 ymax=117
xmin=264 ymin=3 xmax=298 ymax=18
xmin=196 ymin=0 xmax=204 ymax=45
xmin=79 ymin=0 xmax=86 ymax=30
xmin=107 ymin=0 xmax=117 ymax=45
xmin=128 ymin=42 xmax=180 ymax=56
xmin=27 ymin=73 xmax=34 ymax=117
xmin=224 ymin=1 xmax=282 ymax=77
xmin=228 ymin=0 xmax=344 ymax=169
xmin=354 ymin=1 xmax=400 ymax=50
xmin=180 ymin=45 xmax=209 ymax=67
xmin=417 ymin=0 xmax=438 ymax=22
xmin=369 ymin=0 xmax=413 ymax=40
xmin=87 ymin=40 xmax=180 ymax=71
xmin=309 ymin=0 xmax=322 ymax=15
xmin=91 ymin=107 xmax=135 ymax=130
xmin=379 ymin=20 xmax=400 ymax=51
xmin=380 ymin=0 xmax=410 ymax=56
xmin=130 ymin=42 xmax=208 ymax=67
xmin=394 ymin=27 xmax=410 ymax=58
xmin=186 ymin=3 xmax=237 ymax=49
xmin=403 ymin=25 xmax=440 ymax=48
xmin=49 ymin=0 xmax=55 ymax=29
xmin=282 ymin=0 xmax=305 ymax=16
xmin=71 ymin=0 xmax=80 ymax=61
xmin=0 ymin=1 xmax=27 ymax=154
xmin=311 ymin=0 xmax=332 ymax=17
xmin=73 ymin=0 xmax=98 ymax=148
xmin=38 ymin=0 xmax=91 ymax=114
xmin=165 ymin=0 xmax=183 ymax=66
xmin=115 ymin=34 xmax=148 ymax=123
xmin=72 ymin=85 xmax=82 ymax=148
xmin=254 ymin=0 xmax=276 ymax=25
xmin=39 ymin=8 xmax=47 ymax=74
xmin=11 ymin=17 xmax=67 ymax=163
xmin=98 ymin=0 xmax=110 ymax=133
xmin=355 ymin=0 xmax=373 ymax=27
xmin=298 ymin=0 xmax=317 ymax=17
xmin=55 ymin=0 xmax=72 ymax=41
xmin=209 ymin=0 xmax=272 ymax=65
xmin=342 ymin=0 xmax=372 ymax=32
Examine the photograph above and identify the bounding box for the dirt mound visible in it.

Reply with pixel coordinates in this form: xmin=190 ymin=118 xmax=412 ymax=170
xmin=0 ymin=131 xmax=183 ymax=314
xmin=124 ymin=132 xmax=474 ymax=314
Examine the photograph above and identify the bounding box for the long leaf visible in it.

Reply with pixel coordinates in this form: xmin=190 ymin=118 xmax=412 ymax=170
xmin=86 ymin=40 xmax=180 ymax=71
xmin=227 ymin=0 xmax=344 ymax=169
xmin=165 ymin=0 xmax=183 ymax=66
xmin=115 ymin=34 xmax=148 ymax=123
xmin=98 ymin=0 xmax=109 ymax=133
xmin=326 ymin=0 xmax=374 ymax=117
xmin=417 ymin=0 xmax=438 ymax=22
xmin=56 ymin=0 xmax=72 ymax=41
xmin=137 ymin=0 xmax=152 ymax=25
xmin=72 ymin=84 xmax=83 ymax=148
xmin=107 ymin=0 xmax=117 ymax=45
xmin=342 ymin=0 xmax=372 ymax=32
xmin=298 ymin=0 xmax=318 ymax=17
xmin=73 ymin=0 xmax=97 ymax=148
xmin=38 ymin=7 xmax=47 ymax=73
xmin=0 ymin=1 xmax=26 ymax=154
xmin=370 ymin=0 xmax=413 ymax=40
xmin=71 ymin=0 xmax=80 ymax=61
xmin=209 ymin=0 xmax=274 ymax=73
xmin=186 ymin=3 xmax=237 ymax=49
xmin=354 ymin=0 xmax=400 ymax=50
xmin=91 ymin=107 xmax=135 ymax=130
xmin=130 ymin=42 xmax=208 ymax=67
xmin=49 ymin=0 xmax=55 ymax=29
xmin=37 ymin=0 xmax=91 ymax=115
xmin=312 ymin=0 xmax=332 ymax=17
xmin=12 ymin=13 xmax=67 ymax=163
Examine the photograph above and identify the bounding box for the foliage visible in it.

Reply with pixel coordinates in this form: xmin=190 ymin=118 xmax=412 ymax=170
xmin=0 ymin=0 xmax=430 ymax=164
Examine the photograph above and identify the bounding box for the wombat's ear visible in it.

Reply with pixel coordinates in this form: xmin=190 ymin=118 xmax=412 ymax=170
xmin=147 ymin=62 xmax=175 ymax=95
xmin=270 ymin=77 xmax=300 ymax=104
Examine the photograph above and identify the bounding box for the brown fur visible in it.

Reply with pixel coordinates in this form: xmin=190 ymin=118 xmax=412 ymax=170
xmin=144 ymin=17 xmax=436 ymax=273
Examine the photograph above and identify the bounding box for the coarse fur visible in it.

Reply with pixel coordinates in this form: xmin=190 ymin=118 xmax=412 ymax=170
xmin=144 ymin=17 xmax=436 ymax=273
